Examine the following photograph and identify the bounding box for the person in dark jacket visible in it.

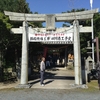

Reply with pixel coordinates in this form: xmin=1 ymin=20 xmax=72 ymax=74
xmin=40 ymin=57 xmax=45 ymax=86
xmin=46 ymin=55 xmax=51 ymax=68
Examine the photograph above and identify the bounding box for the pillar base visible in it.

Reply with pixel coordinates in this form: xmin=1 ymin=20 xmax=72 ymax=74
xmin=15 ymin=84 xmax=32 ymax=88
xmin=70 ymin=84 xmax=88 ymax=89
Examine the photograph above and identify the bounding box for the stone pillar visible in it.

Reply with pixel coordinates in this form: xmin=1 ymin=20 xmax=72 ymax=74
xmin=73 ymin=20 xmax=82 ymax=85
xmin=20 ymin=21 xmax=28 ymax=85
xmin=16 ymin=21 xmax=30 ymax=88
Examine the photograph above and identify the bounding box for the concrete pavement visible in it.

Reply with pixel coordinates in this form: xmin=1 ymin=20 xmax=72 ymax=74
xmin=29 ymin=67 xmax=75 ymax=89
xmin=0 ymin=67 xmax=76 ymax=89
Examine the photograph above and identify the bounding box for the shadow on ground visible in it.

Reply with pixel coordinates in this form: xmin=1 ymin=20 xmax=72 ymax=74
xmin=29 ymin=67 xmax=75 ymax=87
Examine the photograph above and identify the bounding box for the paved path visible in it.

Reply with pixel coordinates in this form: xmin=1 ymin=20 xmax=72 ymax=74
xmin=0 ymin=67 xmax=75 ymax=89
xmin=29 ymin=67 xmax=75 ymax=89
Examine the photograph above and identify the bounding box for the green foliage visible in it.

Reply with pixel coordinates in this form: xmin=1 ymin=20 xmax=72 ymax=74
xmin=94 ymin=13 xmax=100 ymax=37
xmin=13 ymin=0 xmax=30 ymax=13
xmin=0 ymin=0 xmax=30 ymax=13
xmin=0 ymin=12 xmax=12 ymax=50
xmin=0 ymin=12 xmax=12 ymax=29
xmin=67 ymin=8 xmax=87 ymax=13
xmin=0 ymin=0 xmax=43 ymax=71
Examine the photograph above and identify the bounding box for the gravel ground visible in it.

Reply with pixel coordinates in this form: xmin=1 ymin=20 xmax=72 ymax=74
xmin=0 ymin=88 xmax=100 ymax=100
xmin=0 ymin=68 xmax=100 ymax=100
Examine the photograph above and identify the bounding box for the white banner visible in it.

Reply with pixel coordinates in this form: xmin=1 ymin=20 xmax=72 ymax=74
xmin=28 ymin=28 xmax=73 ymax=43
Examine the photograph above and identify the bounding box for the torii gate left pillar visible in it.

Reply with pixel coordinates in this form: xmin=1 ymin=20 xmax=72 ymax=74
xmin=17 ymin=21 xmax=30 ymax=88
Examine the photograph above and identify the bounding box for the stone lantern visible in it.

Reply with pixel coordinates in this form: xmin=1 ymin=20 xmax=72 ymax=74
xmin=86 ymin=41 xmax=92 ymax=57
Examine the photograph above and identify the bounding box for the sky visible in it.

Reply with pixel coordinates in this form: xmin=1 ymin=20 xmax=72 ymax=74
xmin=26 ymin=0 xmax=100 ymax=27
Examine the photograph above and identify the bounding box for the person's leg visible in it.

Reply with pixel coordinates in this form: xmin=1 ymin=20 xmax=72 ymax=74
xmin=48 ymin=61 xmax=50 ymax=67
xmin=46 ymin=61 xmax=48 ymax=67
xmin=46 ymin=61 xmax=49 ymax=68
xmin=40 ymin=71 xmax=44 ymax=85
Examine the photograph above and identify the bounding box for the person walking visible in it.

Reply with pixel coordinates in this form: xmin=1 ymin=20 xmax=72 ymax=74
xmin=95 ymin=61 xmax=100 ymax=90
xmin=40 ymin=57 xmax=45 ymax=86
xmin=46 ymin=55 xmax=51 ymax=69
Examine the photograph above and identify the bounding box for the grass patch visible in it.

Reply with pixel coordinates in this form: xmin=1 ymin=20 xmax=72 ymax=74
xmin=0 ymin=87 xmax=26 ymax=92
xmin=76 ymin=80 xmax=99 ymax=92
xmin=87 ymin=80 xmax=99 ymax=91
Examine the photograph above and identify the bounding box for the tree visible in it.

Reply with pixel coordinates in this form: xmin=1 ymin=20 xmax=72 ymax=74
xmin=0 ymin=0 xmax=30 ymax=13
xmin=0 ymin=0 xmax=44 ymax=71
xmin=0 ymin=12 xmax=13 ymax=68
xmin=94 ymin=13 xmax=100 ymax=37
xmin=0 ymin=0 xmax=31 ymax=69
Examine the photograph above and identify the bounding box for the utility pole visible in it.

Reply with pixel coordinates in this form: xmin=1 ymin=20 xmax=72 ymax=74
xmin=96 ymin=37 xmax=99 ymax=63
xmin=90 ymin=0 xmax=95 ymax=69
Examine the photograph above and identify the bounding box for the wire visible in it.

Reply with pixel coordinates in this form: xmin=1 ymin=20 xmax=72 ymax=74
xmin=67 ymin=0 xmax=78 ymax=21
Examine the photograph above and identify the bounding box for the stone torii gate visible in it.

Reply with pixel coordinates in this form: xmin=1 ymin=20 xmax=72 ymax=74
xmin=4 ymin=8 xmax=98 ymax=88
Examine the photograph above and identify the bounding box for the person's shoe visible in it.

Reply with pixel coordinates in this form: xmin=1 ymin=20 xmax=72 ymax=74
xmin=41 ymin=84 xmax=45 ymax=86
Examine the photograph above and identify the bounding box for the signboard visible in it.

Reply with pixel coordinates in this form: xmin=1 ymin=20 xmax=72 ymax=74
xmin=28 ymin=27 xmax=73 ymax=44
xmin=46 ymin=14 xmax=55 ymax=30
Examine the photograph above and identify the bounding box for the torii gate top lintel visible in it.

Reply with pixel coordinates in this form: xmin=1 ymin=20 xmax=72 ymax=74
xmin=4 ymin=8 xmax=99 ymax=22
xmin=4 ymin=8 xmax=99 ymax=30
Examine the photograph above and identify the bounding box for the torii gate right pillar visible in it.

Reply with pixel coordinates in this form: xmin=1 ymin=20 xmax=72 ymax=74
xmin=73 ymin=20 xmax=82 ymax=85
